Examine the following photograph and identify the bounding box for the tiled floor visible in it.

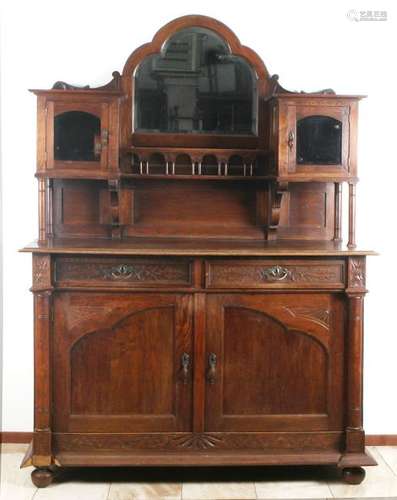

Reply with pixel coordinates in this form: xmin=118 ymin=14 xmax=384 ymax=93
xmin=1 ymin=444 xmax=397 ymax=499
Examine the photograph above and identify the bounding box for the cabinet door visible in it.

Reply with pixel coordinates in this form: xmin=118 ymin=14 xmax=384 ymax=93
xmin=205 ymin=293 xmax=344 ymax=432
xmin=53 ymin=292 xmax=193 ymax=433
xmin=278 ymin=101 xmax=353 ymax=177
xmin=46 ymin=101 xmax=109 ymax=171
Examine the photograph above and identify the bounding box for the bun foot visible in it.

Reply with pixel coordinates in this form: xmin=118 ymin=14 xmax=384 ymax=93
xmin=31 ymin=468 xmax=54 ymax=488
xmin=342 ymin=466 xmax=366 ymax=484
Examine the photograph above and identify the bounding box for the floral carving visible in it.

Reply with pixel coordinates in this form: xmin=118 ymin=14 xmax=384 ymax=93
xmin=283 ymin=306 xmax=330 ymax=329
xmin=209 ymin=262 xmax=343 ymax=287
xmin=349 ymin=258 xmax=366 ymax=288
xmin=55 ymin=432 xmax=339 ymax=451
xmin=173 ymin=434 xmax=222 ymax=449
xmin=56 ymin=258 xmax=191 ymax=285
xmin=33 ymin=255 xmax=51 ymax=289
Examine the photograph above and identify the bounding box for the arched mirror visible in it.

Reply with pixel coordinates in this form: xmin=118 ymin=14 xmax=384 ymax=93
xmin=134 ymin=27 xmax=257 ymax=135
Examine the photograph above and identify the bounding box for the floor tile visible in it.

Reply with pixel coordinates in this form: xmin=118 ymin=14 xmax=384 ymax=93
xmin=108 ymin=482 xmax=181 ymax=499
xmin=182 ymin=481 xmax=256 ymax=499
xmin=376 ymin=446 xmax=397 ymax=477
xmin=0 ymin=449 xmax=36 ymax=500
xmin=327 ymin=447 xmax=397 ymax=498
xmin=33 ymin=480 xmax=110 ymax=500
xmin=327 ymin=475 xmax=397 ymax=498
xmin=1 ymin=444 xmax=30 ymax=454
xmin=255 ymin=478 xmax=332 ymax=499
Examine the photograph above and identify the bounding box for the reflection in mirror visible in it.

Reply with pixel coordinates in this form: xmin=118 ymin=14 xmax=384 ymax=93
xmin=54 ymin=111 xmax=101 ymax=161
xmin=297 ymin=115 xmax=342 ymax=165
xmin=134 ymin=27 xmax=257 ymax=135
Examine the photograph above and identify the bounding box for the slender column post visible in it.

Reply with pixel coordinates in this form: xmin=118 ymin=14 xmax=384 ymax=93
xmin=32 ymin=254 xmax=53 ymax=467
xmin=334 ymin=182 xmax=342 ymax=241
xmin=348 ymin=183 xmax=356 ymax=248
xmin=345 ymin=256 xmax=366 ymax=453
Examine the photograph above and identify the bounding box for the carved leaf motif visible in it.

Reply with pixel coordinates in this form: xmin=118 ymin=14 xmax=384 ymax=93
xmin=56 ymin=432 xmax=338 ymax=451
xmin=33 ymin=256 xmax=51 ymax=288
xmin=173 ymin=434 xmax=223 ymax=450
xmin=57 ymin=259 xmax=190 ymax=284
xmin=349 ymin=259 xmax=365 ymax=288
xmin=283 ymin=306 xmax=330 ymax=329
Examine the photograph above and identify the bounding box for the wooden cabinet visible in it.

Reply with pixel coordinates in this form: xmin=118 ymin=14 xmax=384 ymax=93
xmin=23 ymin=14 xmax=375 ymax=488
xmin=269 ymin=96 xmax=358 ymax=180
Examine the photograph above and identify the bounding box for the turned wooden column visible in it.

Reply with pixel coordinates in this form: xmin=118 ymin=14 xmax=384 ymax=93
xmin=345 ymin=256 xmax=366 ymax=453
xmin=334 ymin=182 xmax=342 ymax=241
xmin=32 ymin=254 xmax=53 ymax=467
xmin=348 ymin=183 xmax=356 ymax=249
xmin=38 ymin=179 xmax=53 ymax=241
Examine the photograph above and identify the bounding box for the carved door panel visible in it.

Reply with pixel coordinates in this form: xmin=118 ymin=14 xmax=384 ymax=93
xmin=205 ymin=293 xmax=345 ymax=432
xmin=53 ymin=292 xmax=193 ymax=433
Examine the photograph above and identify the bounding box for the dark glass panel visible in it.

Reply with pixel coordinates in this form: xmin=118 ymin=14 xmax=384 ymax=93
xmin=54 ymin=111 xmax=101 ymax=161
xmin=134 ymin=27 xmax=257 ymax=135
xmin=297 ymin=115 xmax=342 ymax=165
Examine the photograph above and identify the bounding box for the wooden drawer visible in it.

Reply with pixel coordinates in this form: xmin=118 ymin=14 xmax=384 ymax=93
xmin=55 ymin=256 xmax=193 ymax=288
xmin=205 ymin=259 xmax=345 ymax=289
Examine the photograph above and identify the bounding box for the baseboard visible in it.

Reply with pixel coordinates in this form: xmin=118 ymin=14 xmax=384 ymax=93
xmin=366 ymin=434 xmax=397 ymax=446
xmin=1 ymin=432 xmax=397 ymax=446
xmin=0 ymin=432 xmax=33 ymax=443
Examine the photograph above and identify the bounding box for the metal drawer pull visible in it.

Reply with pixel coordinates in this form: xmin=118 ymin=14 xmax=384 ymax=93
xmin=181 ymin=353 xmax=190 ymax=384
xmin=110 ymin=264 xmax=135 ymax=279
xmin=261 ymin=265 xmax=289 ymax=281
xmin=287 ymin=130 xmax=295 ymax=150
xmin=207 ymin=353 xmax=217 ymax=384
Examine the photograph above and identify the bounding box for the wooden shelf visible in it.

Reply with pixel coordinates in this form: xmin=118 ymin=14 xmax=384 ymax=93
xmin=21 ymin=238 xmax=377 ymax=257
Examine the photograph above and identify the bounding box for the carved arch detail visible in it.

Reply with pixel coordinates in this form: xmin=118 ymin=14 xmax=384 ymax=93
xmin=224 ymin=305 xmax=330 ymax=350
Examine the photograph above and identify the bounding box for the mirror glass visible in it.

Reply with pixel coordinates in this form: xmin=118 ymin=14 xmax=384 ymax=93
xmin=297 ymin=115 xmax=342 ymax=165
xmin=134 ymin=27 xmax=257 ymax=135
xmin=54 ymin=111 xmax=101 ymax=161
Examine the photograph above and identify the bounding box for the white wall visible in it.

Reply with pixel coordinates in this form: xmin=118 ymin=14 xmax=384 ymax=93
xmin=1 ymin=0 xmax=396 ymax=433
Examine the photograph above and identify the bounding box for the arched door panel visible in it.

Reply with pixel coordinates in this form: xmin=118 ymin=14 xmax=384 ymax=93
xmin=205 ymin=293 xmax=344 ymax=432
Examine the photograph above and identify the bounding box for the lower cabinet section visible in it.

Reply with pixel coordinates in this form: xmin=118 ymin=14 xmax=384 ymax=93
xmin=52 ymin=287 xmax=345 ymax=449
xmin=26 ymin=254 xmax=376 ymax=483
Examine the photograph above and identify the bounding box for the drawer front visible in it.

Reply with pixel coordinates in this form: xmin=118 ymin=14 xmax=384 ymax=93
xmin=205 ymin=259 xmax=345 ymax=289
xmin=56 ymin=256 xmax=193 ymax=288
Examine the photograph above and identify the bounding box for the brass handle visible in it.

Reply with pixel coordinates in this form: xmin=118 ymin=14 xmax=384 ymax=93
xmin=109 ymin=264 xmax=135 ymax=279
xmin=207 ymin=353 xmax=217 ymax=384
xmin=287 ymin=130 xmax=295 ymax=151
xmin=181 ymin=352 xmax=190 ymax=384
xmin=261 ymin=265 xmax=289 ymax=281
xmin=101 ymin=129 xmax=109 ymax=147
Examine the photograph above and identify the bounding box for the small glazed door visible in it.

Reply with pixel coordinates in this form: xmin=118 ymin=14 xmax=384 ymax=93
xmin=53 ymin=292 xmax=193 ymax=433
xmin=46 ymin=101 xmax=110 ymax=171
xmin=205 ymin=293 xmax=345 ymax=432
xmin=283 ymin=103 xmax=351 ymax=176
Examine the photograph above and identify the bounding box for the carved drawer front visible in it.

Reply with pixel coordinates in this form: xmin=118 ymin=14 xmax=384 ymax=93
xmin=205 ymin=259 xmax=345 ymax=289
xmin=56 ymin=256 xmax=193 ymax=288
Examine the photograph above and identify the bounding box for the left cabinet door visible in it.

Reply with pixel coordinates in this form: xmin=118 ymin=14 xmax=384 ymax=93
xmin=53 ymin=292 xmax=193 ymax=433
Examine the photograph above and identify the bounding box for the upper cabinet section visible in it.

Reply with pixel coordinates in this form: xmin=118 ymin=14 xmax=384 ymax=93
xmin=30 ymin=15 xmax=364 ymax=181
xmin=268 ymin=95 xmax=362 ymax=181
xmin=133 ymin=27 xmax=257 ymax=136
